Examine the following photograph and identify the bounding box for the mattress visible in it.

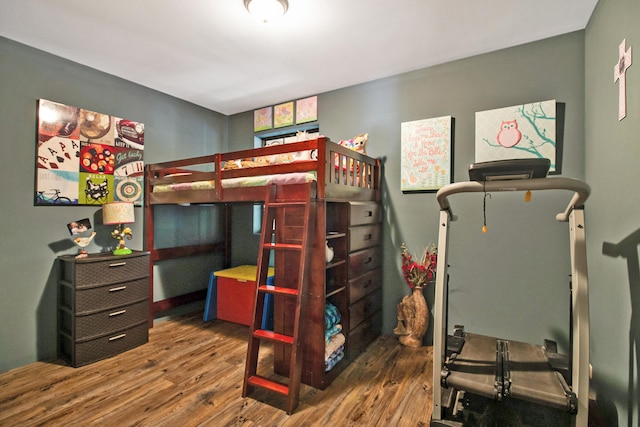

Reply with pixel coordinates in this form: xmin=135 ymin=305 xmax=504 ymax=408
xmin=153 ymin=171 xmax=317 ymax=193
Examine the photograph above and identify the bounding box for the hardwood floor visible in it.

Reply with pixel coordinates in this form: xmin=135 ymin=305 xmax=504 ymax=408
xmin=0 ymin=311 xmax=433 ymax=426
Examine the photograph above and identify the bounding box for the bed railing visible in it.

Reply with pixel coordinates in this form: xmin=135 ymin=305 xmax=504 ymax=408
xmin=145 ymin=137 xmax=381 ymax=203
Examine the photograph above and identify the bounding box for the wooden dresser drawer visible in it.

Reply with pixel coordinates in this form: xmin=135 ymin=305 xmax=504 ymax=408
xmin=62 ymin=277 xmax=149 ymax=314
xmin=349 ymin=288 xmax=382 ymax=330
xmin=347 ymin=309 xmax=382 ymax=360
xmin=348 ymin=268 xmax=382 ymax=304
xmin=60 ymin=321 xmax=148 ymax=367
xmin=349 ymin=202 xmax=381 ymax=226
xmin=348 ymin=246 xmax=381 ymax=278
xmin=62 ymin=254 xmax=149 ymax=288
xmin=63 ymin=299 xmax=149 ymax=339
xmin=349 ymin=224 xmax=380 ymax=252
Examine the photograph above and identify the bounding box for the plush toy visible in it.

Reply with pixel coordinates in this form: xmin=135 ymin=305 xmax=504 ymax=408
xmin=253 ymin=156 xmax=270 ymax=166
xmin=296 ymin=130 xmax=309 ymax=141
xmin=340 ymin=133 xmax=368 ymax=155
xmin=222 ymin=159 xmax=242 ymax=170
xmin=222 ymin=157 xmax=269 ymax=170
xmin=335 ymin=133 xmax=368 ymax=172
xmin=262 ymin=139 xmax=294 ymax=164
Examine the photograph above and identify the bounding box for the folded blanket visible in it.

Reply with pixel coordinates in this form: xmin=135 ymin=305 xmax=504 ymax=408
xmin=325 ymin=332 xmax=346 ymax=360
xmin=325 ymin=303 xmax=341 ymax=329
xmin=327 ymin=345 xmax=344 ymax=361
xmin=325 ymin=348 xmax=345 ymax=372
xmin=325 ymin=323 xmax=343 ymax=344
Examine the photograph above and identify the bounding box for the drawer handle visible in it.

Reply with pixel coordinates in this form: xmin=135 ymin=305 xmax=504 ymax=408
xmin=364 ymin=211 xmax=372 ymax=217
xmin=363 ymin=233 xmax=372 ymax=241
xmin=109 ymin=310 xmax=127 ymax=317
xmin=109 ymin=286 xmax=127 ymax=292
xmin=363 ymin=279 xmax=372 ymax=289
xmin=109 ymin=333 xmax=126 ymax=341
xmin=109 ymin=262 xmax=127 ymax=268
xmin=365 ymin=256 xmax=372 ymax=264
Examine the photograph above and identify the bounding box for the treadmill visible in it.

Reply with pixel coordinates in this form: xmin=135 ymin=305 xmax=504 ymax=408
xmin=431 ymin=159 xmax=590 ymax=427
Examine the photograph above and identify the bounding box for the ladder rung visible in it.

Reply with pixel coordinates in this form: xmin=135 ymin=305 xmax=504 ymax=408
xmin=258 ymin=285 xmax=299 ymax=297
xmin=263 ymin=243 xmax=302 ymax=250
xmin=247 ymin=375 xmax=289 ymax=396
xmin=254 ymin=329 xmax=294 ymax=345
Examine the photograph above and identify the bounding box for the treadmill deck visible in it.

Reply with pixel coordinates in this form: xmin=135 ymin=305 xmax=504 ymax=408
xmin=442 ymin=331 xmax=576 ymax=413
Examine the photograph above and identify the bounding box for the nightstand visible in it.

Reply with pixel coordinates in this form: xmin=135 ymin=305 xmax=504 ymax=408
xmin=57 ymin=251 xmax=150 ymax=367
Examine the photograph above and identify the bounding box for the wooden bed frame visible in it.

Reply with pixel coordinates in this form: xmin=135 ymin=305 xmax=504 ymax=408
xmin=143 ymin=137 xmax=382 ymax=321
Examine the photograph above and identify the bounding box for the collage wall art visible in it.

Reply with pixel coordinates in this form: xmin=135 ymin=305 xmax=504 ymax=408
xmin=36 ymin=99 xmax=145 ymax=206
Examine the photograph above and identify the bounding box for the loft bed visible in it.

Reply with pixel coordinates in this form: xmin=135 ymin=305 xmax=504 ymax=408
xmin=143 ymin=136 xmax=382 ymax=318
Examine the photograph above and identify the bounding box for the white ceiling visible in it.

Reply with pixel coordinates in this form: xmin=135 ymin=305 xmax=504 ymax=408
xmin=0 ymin=0 xmax=597 ymax=115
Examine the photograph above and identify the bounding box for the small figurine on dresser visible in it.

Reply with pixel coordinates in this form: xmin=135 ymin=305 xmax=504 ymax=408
xmin=67 ymin=218 xmax=94 ymax=258
xmin=110 ymin=226 xmax=133 ymax=255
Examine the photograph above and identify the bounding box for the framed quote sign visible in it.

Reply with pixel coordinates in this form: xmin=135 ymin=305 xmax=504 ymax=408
xmin=401 ymin=116 xmax=454 ymax=192
xmin=36 ymin=99 xmax=145 ymax=206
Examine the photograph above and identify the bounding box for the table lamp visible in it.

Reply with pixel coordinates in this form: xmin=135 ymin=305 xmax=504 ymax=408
xmin=102 ymin=202 xmax=135 ymax=255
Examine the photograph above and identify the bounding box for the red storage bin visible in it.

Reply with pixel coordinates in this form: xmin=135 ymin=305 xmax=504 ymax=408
xmin=214 ymin=265 xmax=274 ymax=326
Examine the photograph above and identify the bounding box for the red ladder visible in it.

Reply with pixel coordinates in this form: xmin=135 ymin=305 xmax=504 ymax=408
xmin=242 ymin=183 xmax=314 ymax=414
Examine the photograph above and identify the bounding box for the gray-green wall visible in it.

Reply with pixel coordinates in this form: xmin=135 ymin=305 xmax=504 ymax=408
xmin=0 ymin=37 xmax=228 ymax=370
xmin=1 ymin=2 xmax=638 ymax=421
xmin=585 ymin=0 xmax=639 ymax=425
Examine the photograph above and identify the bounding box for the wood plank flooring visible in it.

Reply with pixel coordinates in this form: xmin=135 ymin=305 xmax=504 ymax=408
xmin=0 ymin=311 xmax=433 ymax=426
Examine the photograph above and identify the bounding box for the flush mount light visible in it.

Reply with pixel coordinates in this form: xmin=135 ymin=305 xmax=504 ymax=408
xmin=244 ymin=0 xmax=288 ymax=23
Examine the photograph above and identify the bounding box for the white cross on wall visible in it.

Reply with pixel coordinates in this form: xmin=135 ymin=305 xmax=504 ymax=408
xmin=614 ymin=38 xmax=632 ymax=121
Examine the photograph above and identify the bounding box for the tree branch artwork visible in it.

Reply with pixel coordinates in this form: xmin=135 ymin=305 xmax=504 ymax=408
xmin=475 ymin=99 xmax=557 ymax=172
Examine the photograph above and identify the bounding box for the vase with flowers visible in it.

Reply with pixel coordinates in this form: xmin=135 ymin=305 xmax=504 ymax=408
xmin=393 ymin=243 xmax=437 ymax=347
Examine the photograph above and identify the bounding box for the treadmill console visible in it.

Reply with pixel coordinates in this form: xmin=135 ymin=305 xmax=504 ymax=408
xmin=468 ymin=158 xmax=551 ymax=182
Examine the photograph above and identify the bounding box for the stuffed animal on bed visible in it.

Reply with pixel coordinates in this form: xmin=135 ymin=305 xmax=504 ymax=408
xmin=339 ymin=133 xmax=368 ymax=155
xmin=335 ymin=133 xmax=368 ymax=172
xmin=263 ymin=139 xmax=294 ymax=164
xmin=222 ymin=157 xmax=269 ymax=170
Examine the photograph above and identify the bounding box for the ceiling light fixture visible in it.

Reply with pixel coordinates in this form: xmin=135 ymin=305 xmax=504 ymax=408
xmin=244 ymin=0 xmax=288 ymax=23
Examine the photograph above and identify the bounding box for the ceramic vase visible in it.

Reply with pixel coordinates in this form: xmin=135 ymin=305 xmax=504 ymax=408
xmin=393 ymin=285 xmax=429 ymax=347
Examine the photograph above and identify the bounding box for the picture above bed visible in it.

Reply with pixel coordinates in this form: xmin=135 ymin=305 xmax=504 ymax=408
xmin=35 ymin=99 xmax=145 ymax=206
xmin=253 ymin=95 xmax=317 ymax=132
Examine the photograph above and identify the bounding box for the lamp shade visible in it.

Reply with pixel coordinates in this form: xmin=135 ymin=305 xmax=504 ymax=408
xmin=102 ymin=202 xmax=135 ymax=225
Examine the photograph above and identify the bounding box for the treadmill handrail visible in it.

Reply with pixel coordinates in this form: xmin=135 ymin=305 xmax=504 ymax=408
xmin=436 ymin=177 xmax=591 ymax=222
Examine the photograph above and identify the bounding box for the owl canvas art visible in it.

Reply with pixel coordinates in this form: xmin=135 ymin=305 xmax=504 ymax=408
xmin=496 ymin=120 xmax=522 ymax=147
xmin=475 ymin=100 xmax=557 ymax=172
